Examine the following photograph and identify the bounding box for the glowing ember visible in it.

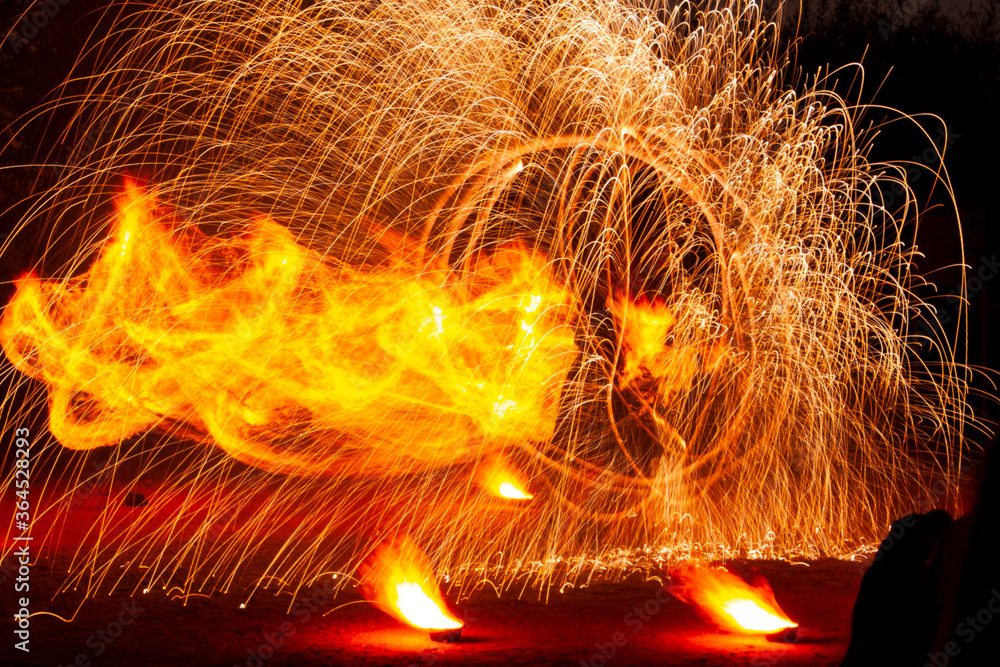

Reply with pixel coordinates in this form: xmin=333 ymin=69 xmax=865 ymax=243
xmin=479 ymin=458 xmax=533 ymax=500
xmin=498 ymin=481 xmax=532 ymax=500
xmin=720 ymin=598 xmax=796 ymax=633
xmin=361 ymin=536 xmax=462 ymax=633
xmin=608 ymin=295 xmax=729 ymax=395
xmin=394 ymin=582 xmax=463 ymax=630
xmin=671 ymin=566 xmax=798 ymax=635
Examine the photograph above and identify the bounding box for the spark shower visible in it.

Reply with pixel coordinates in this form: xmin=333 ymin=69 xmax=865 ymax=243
xmin=0 ymin=0 xmax=969 ymax=600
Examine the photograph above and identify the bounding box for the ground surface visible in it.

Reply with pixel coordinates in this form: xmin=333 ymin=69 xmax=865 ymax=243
xmin=4 ymin=549 xmax=861 ymax=667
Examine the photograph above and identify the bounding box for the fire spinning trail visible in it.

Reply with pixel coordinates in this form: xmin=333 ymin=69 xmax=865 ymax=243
xmin=0 ymin=0 xmax=969 ymax=603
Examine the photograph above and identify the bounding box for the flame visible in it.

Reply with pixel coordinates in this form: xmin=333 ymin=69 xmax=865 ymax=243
xmin=718 ymin=598 xmax=795 ymax=633
xmin=479 ymin=457 xmax=533 ymax=499
xmin=361 ymin=536 xmax=462 ymax=632
xmin=498 ymin=481 xmax=531 ymax=499
xmin=0 ymin=181 xmax=577 ymax=475
xmin=671 ymin=566 xmax=797 ymax=634
xmin=607 ymin=296 xmax=728 ymax=394
xmin=393 ymin=582 xmax=463 ymax=630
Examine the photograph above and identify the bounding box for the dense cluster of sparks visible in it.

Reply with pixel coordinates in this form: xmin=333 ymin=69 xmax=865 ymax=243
xmin=1 ymin=0 xmax=968 ymax=605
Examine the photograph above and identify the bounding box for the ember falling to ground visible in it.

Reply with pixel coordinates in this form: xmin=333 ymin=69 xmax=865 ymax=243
xmin=1 ymin=0 xmax=997 ymax=666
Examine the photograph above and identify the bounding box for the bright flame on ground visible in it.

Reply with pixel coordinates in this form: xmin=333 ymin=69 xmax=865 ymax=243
xmin=720 ymin=598 xmax=797 ymax=633
xmin=671 ymin=566 xmax=798 ymax=634
xmin=479 ymin=458 xmax=533 ymax=499
xmin=394 ymin=582 xmax=463 ymax=630
xmin=361 ymin=536 xmax=462 ymax=632
xmin=498 ymin=481 xmax=532 ymax=499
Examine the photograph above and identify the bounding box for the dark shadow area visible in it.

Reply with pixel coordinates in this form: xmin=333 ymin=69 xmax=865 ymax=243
xmin=842 ymin=425 xmax=1000 ymax=666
